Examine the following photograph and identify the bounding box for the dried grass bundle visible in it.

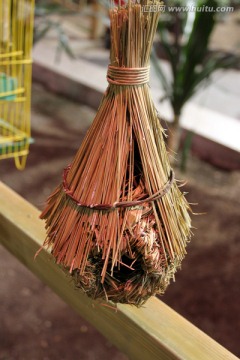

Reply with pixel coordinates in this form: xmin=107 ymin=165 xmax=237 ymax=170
xmin=38 ymin=0 xmax=192 ymax=306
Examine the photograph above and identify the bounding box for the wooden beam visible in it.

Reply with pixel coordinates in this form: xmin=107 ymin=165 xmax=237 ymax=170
xmin=0 ymin=181 xmax=238 ymax=360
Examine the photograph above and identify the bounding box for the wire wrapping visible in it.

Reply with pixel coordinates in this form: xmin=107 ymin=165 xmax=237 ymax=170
xmin=62 ymin=165 xmax=174 ymax=210
xmin=107 ymin=65 xmax=150 ymax=86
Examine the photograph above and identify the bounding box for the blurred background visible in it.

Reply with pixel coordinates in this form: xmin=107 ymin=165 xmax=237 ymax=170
xmin=0 ymin=0 xmax=240 ymax=359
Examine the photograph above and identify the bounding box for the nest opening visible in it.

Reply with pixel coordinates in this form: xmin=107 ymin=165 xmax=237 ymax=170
xmin=71 ymin=222 xmax=174 ymax=306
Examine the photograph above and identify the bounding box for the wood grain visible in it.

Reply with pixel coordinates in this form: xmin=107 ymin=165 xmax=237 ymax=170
xmin=0 ymin=181 xmax=237 ymax=360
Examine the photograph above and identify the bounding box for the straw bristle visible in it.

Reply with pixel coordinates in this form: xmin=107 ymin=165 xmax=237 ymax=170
xmin=40 ymin=1 xmax=192 ymax=306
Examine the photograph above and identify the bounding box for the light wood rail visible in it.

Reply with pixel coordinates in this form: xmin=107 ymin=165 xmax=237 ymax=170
xmin=0 ymin=181 xmax=238 ymax=360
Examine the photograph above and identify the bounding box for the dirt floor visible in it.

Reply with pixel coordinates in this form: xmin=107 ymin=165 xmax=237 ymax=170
xmin=0 ymin=83 xmax=240 ymax=359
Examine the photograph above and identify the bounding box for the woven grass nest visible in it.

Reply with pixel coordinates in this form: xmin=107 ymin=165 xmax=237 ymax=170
xmin=38 ymin=0 xmax=192 ymax=306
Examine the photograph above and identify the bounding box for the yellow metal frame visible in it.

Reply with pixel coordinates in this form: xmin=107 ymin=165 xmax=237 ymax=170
xmin=0 ymin=0 xmax=35 ymax=170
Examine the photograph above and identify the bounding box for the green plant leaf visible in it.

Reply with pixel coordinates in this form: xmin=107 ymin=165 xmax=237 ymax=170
xmin=172 ymin=0 xmax=219 ymax=113
xmin=58 ymin=29 xmax=76 ymax=59
xmin=182 ymin=53 xmax=240 ymax=104
xmin=151 ymin=48 xmax=171 ymax=96
xmin=35 ymin=4 xmax=67 ymax=16
xmin=157 ymin=20 xmax=178 ymax=79
xmin=34 ymin=22 xmax=52 ymax=44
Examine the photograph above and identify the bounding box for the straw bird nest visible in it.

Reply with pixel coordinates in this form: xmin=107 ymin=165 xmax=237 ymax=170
xmin=39 ymin=1 xmax=192 ymax=307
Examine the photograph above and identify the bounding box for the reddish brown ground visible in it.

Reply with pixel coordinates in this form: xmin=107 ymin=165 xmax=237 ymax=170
xmin=0 ymin=84 xmax=240 ymax=359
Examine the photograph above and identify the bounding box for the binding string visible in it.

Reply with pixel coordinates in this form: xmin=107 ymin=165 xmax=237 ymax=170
xmin=62 ymin=165 xmax=174 ymax=211
xmin=107 ymin=65 xmax=150 ymax=86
